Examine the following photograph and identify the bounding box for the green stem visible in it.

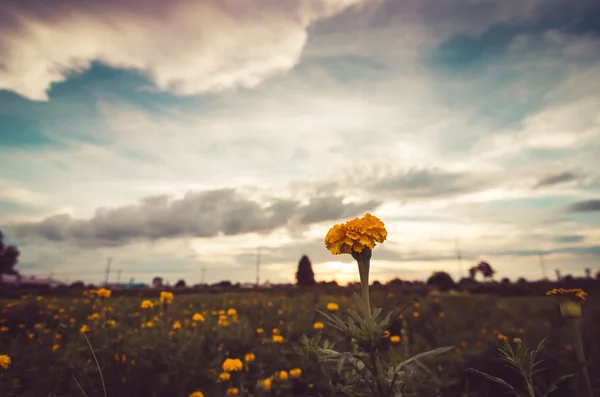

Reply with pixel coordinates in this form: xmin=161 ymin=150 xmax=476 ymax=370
xmin=358 ymin=259 xmax=371 ymax=316
xmin=567 ymin=318 xmax=594 ymax=397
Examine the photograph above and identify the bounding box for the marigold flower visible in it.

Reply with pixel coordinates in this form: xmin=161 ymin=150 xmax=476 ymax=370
xmin=278 ymin=370 xmax=289 ymax=380
xmin=0 ymin=326 xmax=8 ymax=332
xmin=52 ymin=344 xmax=60 ymax=351
xmin=226 ymin=387 xmax=239 ymax=396
xmin=390 ymin=335 xmax=401 ymax=344
xmin=140 ymin=300 xmax=154 ymax=309
xmin=324 ymin=213 xmax=387 ymax=255
xmin=160 ymin=291 xmax=174 ymax=304
xmin=497 ymin=333 xmax=508 ymax=341
xmin=272 ymin=335 xmax=284 ymax=343
xmin=546 ymin=288 xmax=587 ymax=319
xmin=188 ymin=392 xmax=204 ymax=397
xmin=326 ymin=302 xmax=339 ymax=312
xmin=219 ymin=372 xmax=231 ymax=381
xmin=80 ymin=325 xmax=90 ymax=334
xmin=382 ymin=330 xmax=390 ymax=338
xmin=290 ymin=368 xmax=302 ymax=378
xmin=244 ymin=353 xmax=255 ymax=363
xmin=313 ymin=321 xmax=324 ymax=330
xmin=172 ymin=321 xmax=182 ymax=330
xmin=227 ymin=308 xmax=237 ymax=316
xmin=259 ymin=377 xmax=272 ymax=390
xmin=222 ymin=358 xmax=243 ymax=372
xmin=192 ymin=313 xmax=204 ymax=322
xmin=96 ymin=288 xmax=111 ymax=299
xmin=256 ymin=327 xmax=264 ymax=334
xmin=0 ymin=354 xmax=11 ymax=369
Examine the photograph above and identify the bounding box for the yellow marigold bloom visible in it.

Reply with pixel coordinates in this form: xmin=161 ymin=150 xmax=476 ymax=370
xmin=244 ymin=353 xmax=256 ymax=363
xmin=326 ymin=302 xmax=339 ymax=311
xmin=52 ymin=344 xmax=60 ymax=352
xmin=439 ymin=312 xmax=446 ymax=319
xmin=96 ymin=288 xmax=111 ymax=299
xmin=219 ymin=372 xmax=231 ymax=381
xmin=222 ymin=358 xmax=243 ymax=372
xmin=382 ymin=330 xmax=390 ymax=338
xmin=413 ymin=312 xmax=420 ymax=318
xmin=172 ymin=321 xmax=182 ymax=330
xmin=272 ymin=328 xmax=280 ymax=335
xmin=145 ymin=321 xmax=154 ymax=328
xmin=259 ymin=377 xmax=272 ymax=390
xmin=497 ymin=333 xmax=508 ymax=341
xmin=278 ymin=370 xmax=289 ymax=380
xmin=272 ymin=335 xmax=284 ymax=343
xmin=140 ymin=300 xmax=154 ymax=309
xmin=0 ymin=354 xmax=10 ymax=369
xmin=160 ymin=291 xmax=174 ymax=304
xmin=188 ymin=392 xmax=204 ymax=397
xmin=192 ymin=313 xmax=205 ymax=322
xmin=218 ymin=316 xmax=230 ymax=327
xmin=390 ymin=335 xmax=401 ymax=344
xmin=290 ymin=368 xmax=302 ymax=378
xmin=80 ymin=325 xmax=90 ymax=334
xmin=88 ymin=313 xmax=100 ymax=320
xmin=227 ymin=308 xmax=237 ymax=316
xmin=0 ymin=326 xmax=8 ymax=332
xmin=256 ymin=327 xmax=264 ymax=334
xmin=324 ymin=213 xmax=387 ymax=255
xmin=226 ymin=387 xmax=239 ymax=396
xmin=313 ymin=321 xmax=324 ymax=330
xmin=546 ymin=288 xmax=587 ymax=318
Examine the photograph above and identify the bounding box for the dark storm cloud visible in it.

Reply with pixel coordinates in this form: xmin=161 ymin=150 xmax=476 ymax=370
xmin=535 ymin=172 xmax=579 ymax=187
xmin=566 ymin=199 xmax=600 ymax=213
xmin=8 ymin=189 xmax=380 ymax=247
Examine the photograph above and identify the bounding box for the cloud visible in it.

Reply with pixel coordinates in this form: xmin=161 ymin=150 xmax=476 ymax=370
xmin=0 ymin=0 xmax=371 ymax=100
xmin=8 ymin=189 xmax=380 ymax=247
xmin=535 ymin=171 xmax=579 ymax=187
xmin=566 ymin=199 xmax=600 ymax=213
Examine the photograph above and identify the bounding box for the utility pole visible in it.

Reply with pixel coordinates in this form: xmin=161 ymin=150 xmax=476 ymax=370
xmin=538 ymin=254 xmax=547 ymax=280
xmin=256 ymin=247 xmax=261 ymax=287
xmin=104 ymin=257 xmax=112 ymax=286
xmin=455 ymin=239 xmax=463 ymax=280
xmin=117 ymin=269 xmax=122 ymax=284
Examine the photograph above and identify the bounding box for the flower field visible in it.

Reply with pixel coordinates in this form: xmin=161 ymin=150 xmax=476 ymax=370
xmin=0 ymin=285 xmax=598 ymax=397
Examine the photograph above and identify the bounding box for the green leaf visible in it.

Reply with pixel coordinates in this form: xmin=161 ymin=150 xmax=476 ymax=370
xmin=353 ymin=293 xmax=370 ymax=318
xmin=467 ymin=368 xmax=519 ymax=395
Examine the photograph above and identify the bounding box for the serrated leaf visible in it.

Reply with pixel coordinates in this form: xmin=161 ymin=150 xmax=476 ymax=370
xmin=543 ymin=373 xmax=576 ymax=397
xmin=468 ymin=368 xmax=519 ymax=395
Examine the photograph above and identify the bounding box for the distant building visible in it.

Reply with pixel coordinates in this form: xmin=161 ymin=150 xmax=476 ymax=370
xmin=1 ymin=274 xmax=67 ymax=289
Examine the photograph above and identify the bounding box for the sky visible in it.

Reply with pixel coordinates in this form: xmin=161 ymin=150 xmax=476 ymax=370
xmin=1 ymin=0 xmax=599 ymax=286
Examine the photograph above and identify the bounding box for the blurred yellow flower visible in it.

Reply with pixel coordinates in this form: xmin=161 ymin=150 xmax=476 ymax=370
xmin=96 ymin=288 xmax=111 ymax=299
xmin=324 ymin=213 xmax=387 ymax=255
xmin=313 ymin=321 xmax=324 ymax=330
xmin=222 ymin=358 xmax=243 ymax=372
xmin=80 ymin=325 xmax=90 ymax=334
xmin=192 ymin=313 xmax=204 ymax=322
xmin=259 ymin=377 xmax=272 ymax=390
xmin=256 ymin=328 xmax=264 ymax=334
xmin=0 ymin=354 xmax=10 ymax=369
xmin=272 ymin=335 xmax=284 ymax=343
xmin=290 ymin=368 xmax=302 ymax=378
xmin=272 ymin=328 xmax=280 ymax=335
xmin=382 ymin=330 xmax=390 ymax=338
xmin=497 ymin=333 xmax=508 ymax=341
xmin=160 ymin=291 xmax=174 ymax=305
xmin=244 ymin=353 xmax=255 ymax=363
xmin=413 ymin=312 xmax=420 ymax=318
xmin=188 ymin=392 xmax=204 ymax=397
xmin=52 ymin=344 xmax=60 ymax=351
xmin=0 ymin=326 xmax=8 ymax=332
xmin=278 ymin=370 xmax=289 ymax=380
xmin=226 ymin=387 xmax=239 ymax=396
xmin=227 ymin=308 xmax=237 ymax=316
xmin=172 ymin=321 xmax=182 ymax=330
xmin=88 ymin=313 xmax=100 ymax=320
xmin=219 ymin=372 xmax=231 ymax=381
xmin=326 ymin=302 xmax=339 ymax=312
xmin=390 ymin=335 xmax=401 ymax=344
xmin=140 ymin=300 xmax=154 ymax=309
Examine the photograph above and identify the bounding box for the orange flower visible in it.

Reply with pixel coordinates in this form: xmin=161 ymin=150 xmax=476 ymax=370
xmin=324 ymin=213 xmax=387 ymax=255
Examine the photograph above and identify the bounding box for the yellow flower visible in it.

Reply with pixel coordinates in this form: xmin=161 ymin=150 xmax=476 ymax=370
xmin=313 ymin=321 xmax=324 ymax=330
xmin=259 ymin=377 xmax=272 ymax=390
xmin=382 ymin=330 xmax=390 ymax=338
xmin=144 ymin=321 xmax=154 ymax=328
xmin=0 ymin=326 xmax=8 ymax=332
xmin=88 ymin=313 xmax=100 ymax=320
xmin=324 ymin=213 xmax=387 ymax=255
xmin=272 ymin=328 xmax=280 ymax=335
xmin=218 ymin=316 xmax=230 ymax=327
xmin=244 ymin=353 xmax=256 ymax=363
xmin=95 ymin=288 xmax=111 ymax=298
xmin=272 ymin=335 xmax=284 ymax=343
xmin=188 ymin=392 xmax=204 ymax=397
xmin=256 ymin=327 xmax=264 ymax=334
xmin=439 ymin=312 xmax=446 ymax=319
xmin=497 ymin=333 xmax=508 ymax=341
xmin=52 ymin=344 xmax=60 ymax=351
xmin=290 ymin=368 xmax=302 ymax=378
xmin=546 ymin=288 xmax=587 ymax=319
xmin=326 ymin=302 xmax=339 ymax=312
xmin=0 ymin=354 xmax=11 ymax=369
xmin=413 ymin=312 xmax=420 ymax=318
xmin=160 ymin=291 xmax=174 ymax=305
xmin=140 ymin=300 xmax=154 ymax=309
xmin=219 ymin=372 xmax=231 ymax=381
xmin=172 ymin=321 xmax=182 ymax=330
xmin=278 ymin=370 xmax=289 ymax=380
xmin=390 ymin=335 xmax=401 ymax=344
xmin=222 ymin=358 xmax=243 ymax=372
xmin=227 ymin=308 xmax=237 ymax=316
xmin=80 ymin=325 xmax=90 ymax=334
xmin=226 ymin=387 xmax=239 ymax=396
xmin=192 ymin=313 xmax=205 ymax=322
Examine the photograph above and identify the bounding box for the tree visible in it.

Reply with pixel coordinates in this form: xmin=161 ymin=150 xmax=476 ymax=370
xmin=152 ymin=277 xmax=164 ymax=288
xmin=295 ymin=255 xmax=315 ymax=286
xmin=477 ymin=261 xmax=496 ymax=281
xmin=174 ymin=279 xmax=187 ymax=288
xmin=426 ymin=271 xmax=456 ymax=291
xmin=0 ymin=231 xmax=21 ymax=290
